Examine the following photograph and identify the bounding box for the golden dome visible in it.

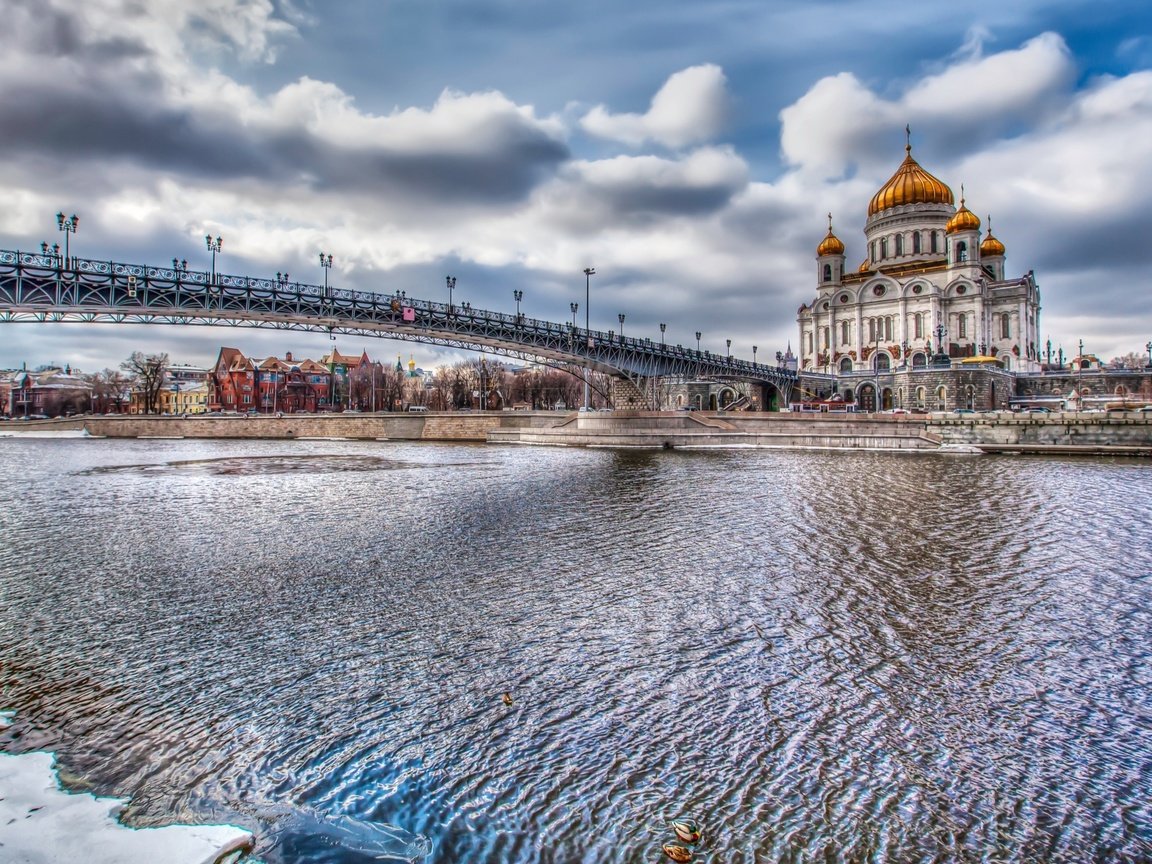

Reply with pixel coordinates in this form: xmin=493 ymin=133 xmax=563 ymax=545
xmin=946 ymin=191 xmax=981 ymax=234
xmin=858 ymin=258 xmax=870 ymax=273
xmin=868 ymin=141 xmax=954 ymax=217
xmin=816 ymin=213 xmax=845 ymax=256
xmin=980 ymin=215 xmax=1005 ymax=256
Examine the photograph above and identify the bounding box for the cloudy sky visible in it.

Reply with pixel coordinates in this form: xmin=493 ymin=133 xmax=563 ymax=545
xmin=2 ymin=0 xmax=1150 ymax=373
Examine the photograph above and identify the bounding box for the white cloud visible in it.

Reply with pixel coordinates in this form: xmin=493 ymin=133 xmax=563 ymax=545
xmin=580 ymin=64 xmax=730 ymax=148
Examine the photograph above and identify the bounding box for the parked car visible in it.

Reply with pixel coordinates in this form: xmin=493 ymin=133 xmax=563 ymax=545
xmin=1026 ymin=407 xmax=1051 ymax=414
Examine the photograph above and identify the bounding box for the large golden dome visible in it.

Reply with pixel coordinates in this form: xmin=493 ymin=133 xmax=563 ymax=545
xmin=868 ymin=142 xmax=954 ymax=217
xmin=816 ymin=214 xmax=845 ymax=256
xmin=946 ymin=194 xmax=981 ymax=234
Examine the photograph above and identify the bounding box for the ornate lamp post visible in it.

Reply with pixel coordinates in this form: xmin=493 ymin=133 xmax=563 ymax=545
xmin=275 ymin=271 xmax=290 ymax=286
xmin=319 ymin=252 xmax=333 ymax=296
xmin=583 ymin=267 xmax=595 ymax=410
xmin=726 ymin=339 xmax=732 ymax=362
xmin=40 ymin=242 xmax=60 ymax=265
xmin=695 ymin=332 xmax=701 ymax=354
xmin=1077 ymin=338 xmax=1085 ymax=411
xmin=618 ymin=313 xmax=625 ymax=340
xmin=753 ymin=345 xmax=758 ymax=367
xmin=513 ymin=289 xmax=523 ymax=322
xmin=205 ymin=235 xmax=223 ymax=284
xmin=1145 ymin=340 xmax=1151 ymax=369
xmin=659 ymin=322 xmax=666 ymax=347
xmin=56 ymin=213 xmax=78 ymax=268
xmin=446 ymin=275 xmax=456 ymax=313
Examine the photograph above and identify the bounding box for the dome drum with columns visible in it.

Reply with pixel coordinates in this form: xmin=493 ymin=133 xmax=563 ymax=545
xmin=798 ymin=134 xmax=1040 ymax=382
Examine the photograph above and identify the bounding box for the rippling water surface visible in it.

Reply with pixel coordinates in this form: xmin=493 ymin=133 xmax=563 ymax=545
xmin=1 ymin=437 xmax=1151 ymax=863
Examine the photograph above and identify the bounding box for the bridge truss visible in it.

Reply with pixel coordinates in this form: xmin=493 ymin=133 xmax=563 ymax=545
xmin=0 ymin=249 xmax=796 ymax=406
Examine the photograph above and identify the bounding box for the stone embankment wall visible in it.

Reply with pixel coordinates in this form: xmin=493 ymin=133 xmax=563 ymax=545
xmin=6 ymin=410 xmax=1150 ymax=453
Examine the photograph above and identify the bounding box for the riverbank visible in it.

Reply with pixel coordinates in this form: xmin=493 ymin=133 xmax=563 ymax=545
xmin=4 ymin=409 xmax=1150 ymax=454
xmin=0 ymin=751 xmax=252 ymax=864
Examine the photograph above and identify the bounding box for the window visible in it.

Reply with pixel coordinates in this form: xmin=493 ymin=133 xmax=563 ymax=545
xmin=1000 ymin=315 xmax=1011 ymax=339
xmin=913 ymin=232 xmax=921 ymax=254
xmin=958 ymin=314 xmax=967 ymax=339
xmin=870 ymin=241 xmax=876 ymax=262
xmin=243 ymin=395 xmax=251 ymax=404
xmin=880 ymin=238 xmax=888 ymax=258
xmin=914 ymin=312 xmax=923 ymax=339
xmin=823 ymin=264 xmax=832 ymax=282
xmin=806 ymin=332 xmax=813 ymax=352
xmin=930 ymin=232 xmax=938 ymax=253
xmin=840 ymin=321 xmax=850 ymax=345
xmin=895 ymin=234 xmax=904 ymax=255
xmin=956 ymin=241 xmax=968 ymax=262
xmin=840 ymin=357 xmax=853 ymax=373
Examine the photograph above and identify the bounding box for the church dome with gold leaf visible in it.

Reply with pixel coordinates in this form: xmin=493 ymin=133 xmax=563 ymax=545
xmin=816 ymin=214 xmax=845 ymax=256
xmin=867 ymin=142 xmax=954 ymax=217
xmin=980 ymin=216 xmax=1005 ymax=256
xmin=946 ymin=197 xmax=981 ymax=234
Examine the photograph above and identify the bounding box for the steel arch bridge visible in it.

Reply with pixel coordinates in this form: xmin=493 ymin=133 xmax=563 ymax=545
xmin=0 ymin=249 xmax=796 ymax=405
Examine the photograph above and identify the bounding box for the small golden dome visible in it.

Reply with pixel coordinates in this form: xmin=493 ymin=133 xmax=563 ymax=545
xmin=946 ymin=191 xmax=981 ymax=234
xmin=868 ymin=138 xmax=954 ymax=217
xmin=816 ymin=213 xmax=845 ymax=256
xmin=980 ymin=215 xmax=1005 ymax=256
xmin=858 ymin=258 xmax=870 ymax=273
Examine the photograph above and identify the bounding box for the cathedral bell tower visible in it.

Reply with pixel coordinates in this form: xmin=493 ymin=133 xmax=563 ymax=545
xmin=816 ymin=213 xmax=845 ymax=290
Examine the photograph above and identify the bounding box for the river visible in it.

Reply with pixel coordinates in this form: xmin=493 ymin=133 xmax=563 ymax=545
xmin=1 ymin=436 xmax=1150 ymax=863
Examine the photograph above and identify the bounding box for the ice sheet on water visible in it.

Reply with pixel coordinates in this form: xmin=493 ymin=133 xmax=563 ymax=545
xmin=271 ymin=806 xmax=433 ymax=862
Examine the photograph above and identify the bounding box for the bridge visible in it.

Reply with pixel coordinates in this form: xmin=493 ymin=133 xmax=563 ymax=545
xmin=0 ymin=248 xmax=796 ymax=408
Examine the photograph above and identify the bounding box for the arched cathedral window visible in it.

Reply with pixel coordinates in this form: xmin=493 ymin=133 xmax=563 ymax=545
xmin=895 ymin=235 xmax=904 ymax=255
xmin=930 ymin=232 xmax=938 ymax=254
xmin=880 ymin=238 xmax=888 ymax=259
xmin=956 ymin=241 xmax=968 ymax=262
xmin=823 ymin=264 xmax=832 ymax=283
xmin=913 ymin=232 xmax=921 ymax=254
xmin=1000 ymin=315 xmax=1010 ymax=339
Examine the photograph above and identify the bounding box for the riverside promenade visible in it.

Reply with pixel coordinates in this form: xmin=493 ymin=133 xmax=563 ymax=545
xmin=7 ymin=410 xmax=1152 ymax=454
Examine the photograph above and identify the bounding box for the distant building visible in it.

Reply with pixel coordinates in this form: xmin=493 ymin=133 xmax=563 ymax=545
xmin=0 ymin=366 xmax=92 ymax=418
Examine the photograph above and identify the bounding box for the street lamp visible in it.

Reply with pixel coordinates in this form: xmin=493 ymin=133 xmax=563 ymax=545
xmin=319 ymin=252 xmax=333 ymax=296
xmin=1145 ymin=340 xmax=1151 ymax=369
xmin=56 ymin=212 xmax=78 ymax=268
xmin=1077 ymin=338 xmax=1085 ymax=411
xmin=583 ymin=267 xmax=595 ymax=410
xmin=205 ymin=235 xmax=223 ymax=284
xmin=726 ymin=339 xmax=732 ymax=361
xmin=173 ymin=258 xmax=188 ymax=275
xmin=40 ymin=242 xmax=61 ymax=266
xmin=618 ymin=313 xmax=625 ymax=340
xmin=659 ymin=322 xmax=666 ymax=347
xmin=695 ymin=332 xmax=701 ymax=354
xmin=753 ymin=345 xmax=758 ymax=367
xmin=446 ymin=275 xmax=456 ymax=313
xmin=275 ymin=271 xmax=290 ymax=286
xmin=513 ymin=289 xmax=523 ymax=322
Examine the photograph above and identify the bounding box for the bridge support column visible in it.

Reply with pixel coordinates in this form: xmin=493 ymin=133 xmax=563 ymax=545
xmin=610 ymin=376 xmax=655 ymax=410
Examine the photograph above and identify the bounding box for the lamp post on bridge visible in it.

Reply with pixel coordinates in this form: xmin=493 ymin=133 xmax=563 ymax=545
xmin=56 ymin=212 xmax=78 ymax=269
xmin=1145 ymin=340 xmax=1151 ymax=369
xmin=618 ymin=313 xmax=625 ymax=340
xmin=583 ymin=267 xmax=595 ymax=410
xmin=446 ymin=275 xmax=456 ymax=314
xmin=319 ymin=252 xmax=333 ymax=297
xmin=513 ymin=289 xmax=523 ymax=323
xmin=753 ymin=345 xmax=758 ymax=367
xmin=40 ymin=242 xmax=61 ymax=267
xmin=205 ymin=235 xmax=223 ymax=285
xmin=726 ymin=339 xmax=732 ymax=363
xmin=696 ymin=332 xmax=701 ymax=354
xmin=659 ymin=322 xmax=666 ymax=348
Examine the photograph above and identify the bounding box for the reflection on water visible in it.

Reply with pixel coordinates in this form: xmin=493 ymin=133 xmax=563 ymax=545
xmin=1 ymin=438 xmax=1151 ymax=863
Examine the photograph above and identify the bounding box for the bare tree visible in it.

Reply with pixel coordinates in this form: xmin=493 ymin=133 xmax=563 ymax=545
xmin=121 ymin=351 xmax=169 ymax=414
xmin=1110 ymin=352 xmax=1147 ymax=371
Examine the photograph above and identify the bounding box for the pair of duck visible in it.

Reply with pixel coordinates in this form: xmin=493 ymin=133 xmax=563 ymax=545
xmin=662 ymin=820 xmax=702 ymax=862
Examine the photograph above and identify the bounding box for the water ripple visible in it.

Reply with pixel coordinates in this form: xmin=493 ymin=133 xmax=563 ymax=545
xmin=1 ymin=440 xmax=1151 ymax=862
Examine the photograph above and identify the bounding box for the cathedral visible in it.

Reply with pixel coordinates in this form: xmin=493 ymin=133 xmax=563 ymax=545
xmin=797 ymin=135 xmax=1042 ymax=410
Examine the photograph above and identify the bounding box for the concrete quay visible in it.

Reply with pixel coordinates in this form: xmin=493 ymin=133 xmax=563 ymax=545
xmin=4 ymin=410 xmax=1150 ymax=454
